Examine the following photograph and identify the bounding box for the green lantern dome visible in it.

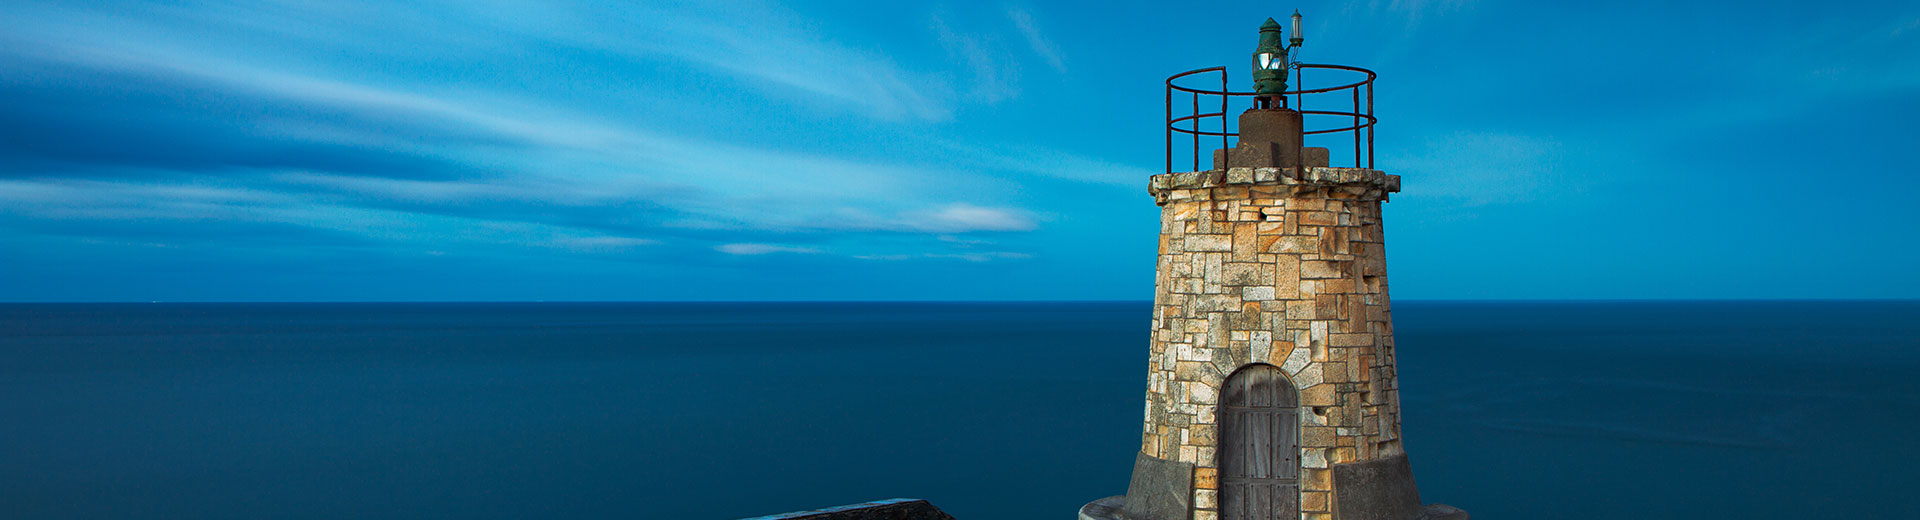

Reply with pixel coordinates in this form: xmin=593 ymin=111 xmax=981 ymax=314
xmin=1251 ymin=18 xmax=1290 ymax=97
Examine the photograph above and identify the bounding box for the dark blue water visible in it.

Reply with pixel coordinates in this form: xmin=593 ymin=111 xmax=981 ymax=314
xmin=1 ymin=301 xmax=1915 ymax=519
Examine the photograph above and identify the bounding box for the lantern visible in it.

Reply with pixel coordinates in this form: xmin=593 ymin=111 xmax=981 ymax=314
xmin=1251 ymin=18 xmax=1290 ymax=98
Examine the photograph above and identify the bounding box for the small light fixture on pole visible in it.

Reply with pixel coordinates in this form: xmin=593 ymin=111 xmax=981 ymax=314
xmin=1252 ymin=12 xmax=1304 ymax=108
xmin=1291 ymin=10 xmax=1304 ymax=46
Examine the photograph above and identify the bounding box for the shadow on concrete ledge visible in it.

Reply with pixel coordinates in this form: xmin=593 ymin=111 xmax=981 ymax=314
xmin=739 ymin=498 xmax=956 ymax=520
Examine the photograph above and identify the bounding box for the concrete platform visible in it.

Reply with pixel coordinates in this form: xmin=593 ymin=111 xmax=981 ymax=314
xmin=1077 ymin=495 xmax=1468 ymax=520
xmin=1077 ymin=496 xmax=1126 ymax=520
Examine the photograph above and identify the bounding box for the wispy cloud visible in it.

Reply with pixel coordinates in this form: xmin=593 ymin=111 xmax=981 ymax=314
xmin=933 ymin=140 xmax=1159 ymax=186
xmin=855 ymin=251 xmax=1032 ymax=262
xmin=548 ymin=235 xmax=659 ymax=253
xmin=715 ymin=243 xmax=820 ymax=255
xmin=0 ymin=26 xmax=1048 ymax=259
xmin=486 ymin=1 xmax=954 ymax=121
xmin=814 ymin=203 xmax=1037 ymax=234
xmin=932 ymin=15 xmax=1019 ymax=104
xmin=909 ymin=203 xmax=1037 ymax=233
xmin=1386 ymin=131 xmax=1581 ymax=206
xmin=1007 ymin=7 xmax=1067 ymax=73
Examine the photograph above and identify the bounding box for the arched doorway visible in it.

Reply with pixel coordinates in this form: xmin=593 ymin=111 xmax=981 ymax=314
xmin=1218 ymin=364 xmax=1300 ymax=520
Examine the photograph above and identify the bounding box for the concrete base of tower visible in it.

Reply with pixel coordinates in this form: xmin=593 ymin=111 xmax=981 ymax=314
xmin=1076 ymin=495 xmax=1469 ymax=520
xmin=1077 ymin=495 xmax=1126 ymax=520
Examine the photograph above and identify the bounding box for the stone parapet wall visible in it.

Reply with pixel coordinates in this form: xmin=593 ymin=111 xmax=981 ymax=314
xmin=1149 ymin=166 xmax=1400 ymax=203
xmin=1139 ymin=166 xmax=1404 ymax=520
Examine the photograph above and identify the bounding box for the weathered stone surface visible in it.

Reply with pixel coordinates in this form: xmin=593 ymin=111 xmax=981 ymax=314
xmin=1414 ymin=504 xmax=1470 ymax=520
xmin=741 ymin=498 xmax=955 ymax=520
xmin=1125 ymin=150 xmax=1418 ymax=520
xmin=1123 ymin=451 xmax=1194 ymax=520
xmin=1331 ymin=454 xmax=1421 ymax=520
xmin=1078 ymin=496 xmax=1126 ymax=520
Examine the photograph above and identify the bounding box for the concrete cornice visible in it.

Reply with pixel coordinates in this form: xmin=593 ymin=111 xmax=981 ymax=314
xmin=1149 ymin=167 xmax=1400 ymax=205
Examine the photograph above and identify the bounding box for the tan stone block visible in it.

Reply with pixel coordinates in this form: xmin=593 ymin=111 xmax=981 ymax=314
xmin=1334 ymin=447 xmax=1356 ymax=464
xmin=1314 ymin=296 xmax=1339 ymax=318
xmin=1257 ymin=234 xmax=1281 ymax=253
xmin=1303 ymin=468 xmax=1332 ymax=491
xmin=1250 ymin=330 xmax=1273 ymax=362
xmin=1347 ymin=297 xmax=1368 ymax=333
xmin=1194 ymin=466 xmax=1218 ymax=489
xmin=1176 ymin=361 xmax=1205 ymax=381
xmin=1194 ymin=511 xmax=1219 ymax=520
xmin=1191 ymin=424 xmax=1218 ymax=446
xmin=1297 ymin=211 xmax=1337 ymax=226
xmin=1302 ymin=491 xmax=1329 ymax=512
xmin=1231 ymin=224 xmax=1259 ymax=261
xmin=1224 ymin=263 xmax=1272 ymax=286
xmin=1321 ymin=362 xmax=1347 ymax=383
xmin=1271 ymin=235 xmax=1318 ymax=254
xmin=1286 ymin=300 xmax=1314 ymax=320
xmin=1294 ymin=363 xmax=1324 ymax=388
xmin=1194 ymin=489 xmax=1217 ymax=509
xmin=1300 ymin=406 xmax=1328 ymax=426
xmin=1185 ymin=234 xmax=1231 ymax=252
xmin=1280 ymin=344 xmax=1311 ymax=374
xmin=1274 ymin=256 xmax=1301 ymax=298
xmin=1302 ymin=448 xmax=1328 ymax=468
xmin=1193 ymin=294 xmax=1237 ymax=313
xmin=1301 ymin=382 xmax=1335 ymax=406
xmin=1172 ymin=203 xmax=1201 ymax=221
xmin=1331 ymin=333 xmax=1374 ymax=347
xmin=1302 ymin=426 xmax=1336 ymax=447
xmin=1300 ymin=260 xmax=1343 ymax=279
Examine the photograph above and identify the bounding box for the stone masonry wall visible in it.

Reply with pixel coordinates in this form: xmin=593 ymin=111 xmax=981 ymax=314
xmin=1140 ymin=166 xmax=1403 ymax=520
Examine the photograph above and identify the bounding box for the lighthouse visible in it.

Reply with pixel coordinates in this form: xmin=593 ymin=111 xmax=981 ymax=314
xmin=1080 ymin=13 xmax=1465 ymax=520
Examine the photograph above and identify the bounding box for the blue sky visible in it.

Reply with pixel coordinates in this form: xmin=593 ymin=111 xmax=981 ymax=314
xmin=1 ymin=0 xmax=1915 ymax=301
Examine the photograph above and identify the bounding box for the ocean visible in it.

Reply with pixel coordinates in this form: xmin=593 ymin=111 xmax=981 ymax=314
xmin=1 ymin=301 xmax=1915 ymax=519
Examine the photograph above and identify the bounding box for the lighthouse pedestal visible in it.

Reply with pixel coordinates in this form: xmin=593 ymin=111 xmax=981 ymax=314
xmin=1082 ymin=164 xmax=1466 ymax=520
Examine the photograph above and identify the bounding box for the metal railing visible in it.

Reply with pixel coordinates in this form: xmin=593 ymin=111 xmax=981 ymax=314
xmin=1164 ymin=64 xmax=1377 ymax=173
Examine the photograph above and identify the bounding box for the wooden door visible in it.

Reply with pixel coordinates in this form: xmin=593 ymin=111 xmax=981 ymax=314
xmin=1218 ymin=364 xmax=1300 ymax=520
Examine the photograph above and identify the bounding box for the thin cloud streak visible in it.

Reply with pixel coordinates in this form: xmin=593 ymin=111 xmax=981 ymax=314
xmin=1008 ymin=7 xmax=1067 ymax=73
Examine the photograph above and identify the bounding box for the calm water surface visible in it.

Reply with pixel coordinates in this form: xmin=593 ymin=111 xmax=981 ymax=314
xmin=1 ymin=301 xmax=1916 ymax=519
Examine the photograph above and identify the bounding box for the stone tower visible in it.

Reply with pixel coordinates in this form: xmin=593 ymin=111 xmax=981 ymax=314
xmin=1079 ymin=15 xmax=1463 ymax=520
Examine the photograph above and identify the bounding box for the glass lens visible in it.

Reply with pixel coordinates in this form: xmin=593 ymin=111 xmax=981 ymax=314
xmin=1257 ymin=53 xmax=1278 ymax=70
